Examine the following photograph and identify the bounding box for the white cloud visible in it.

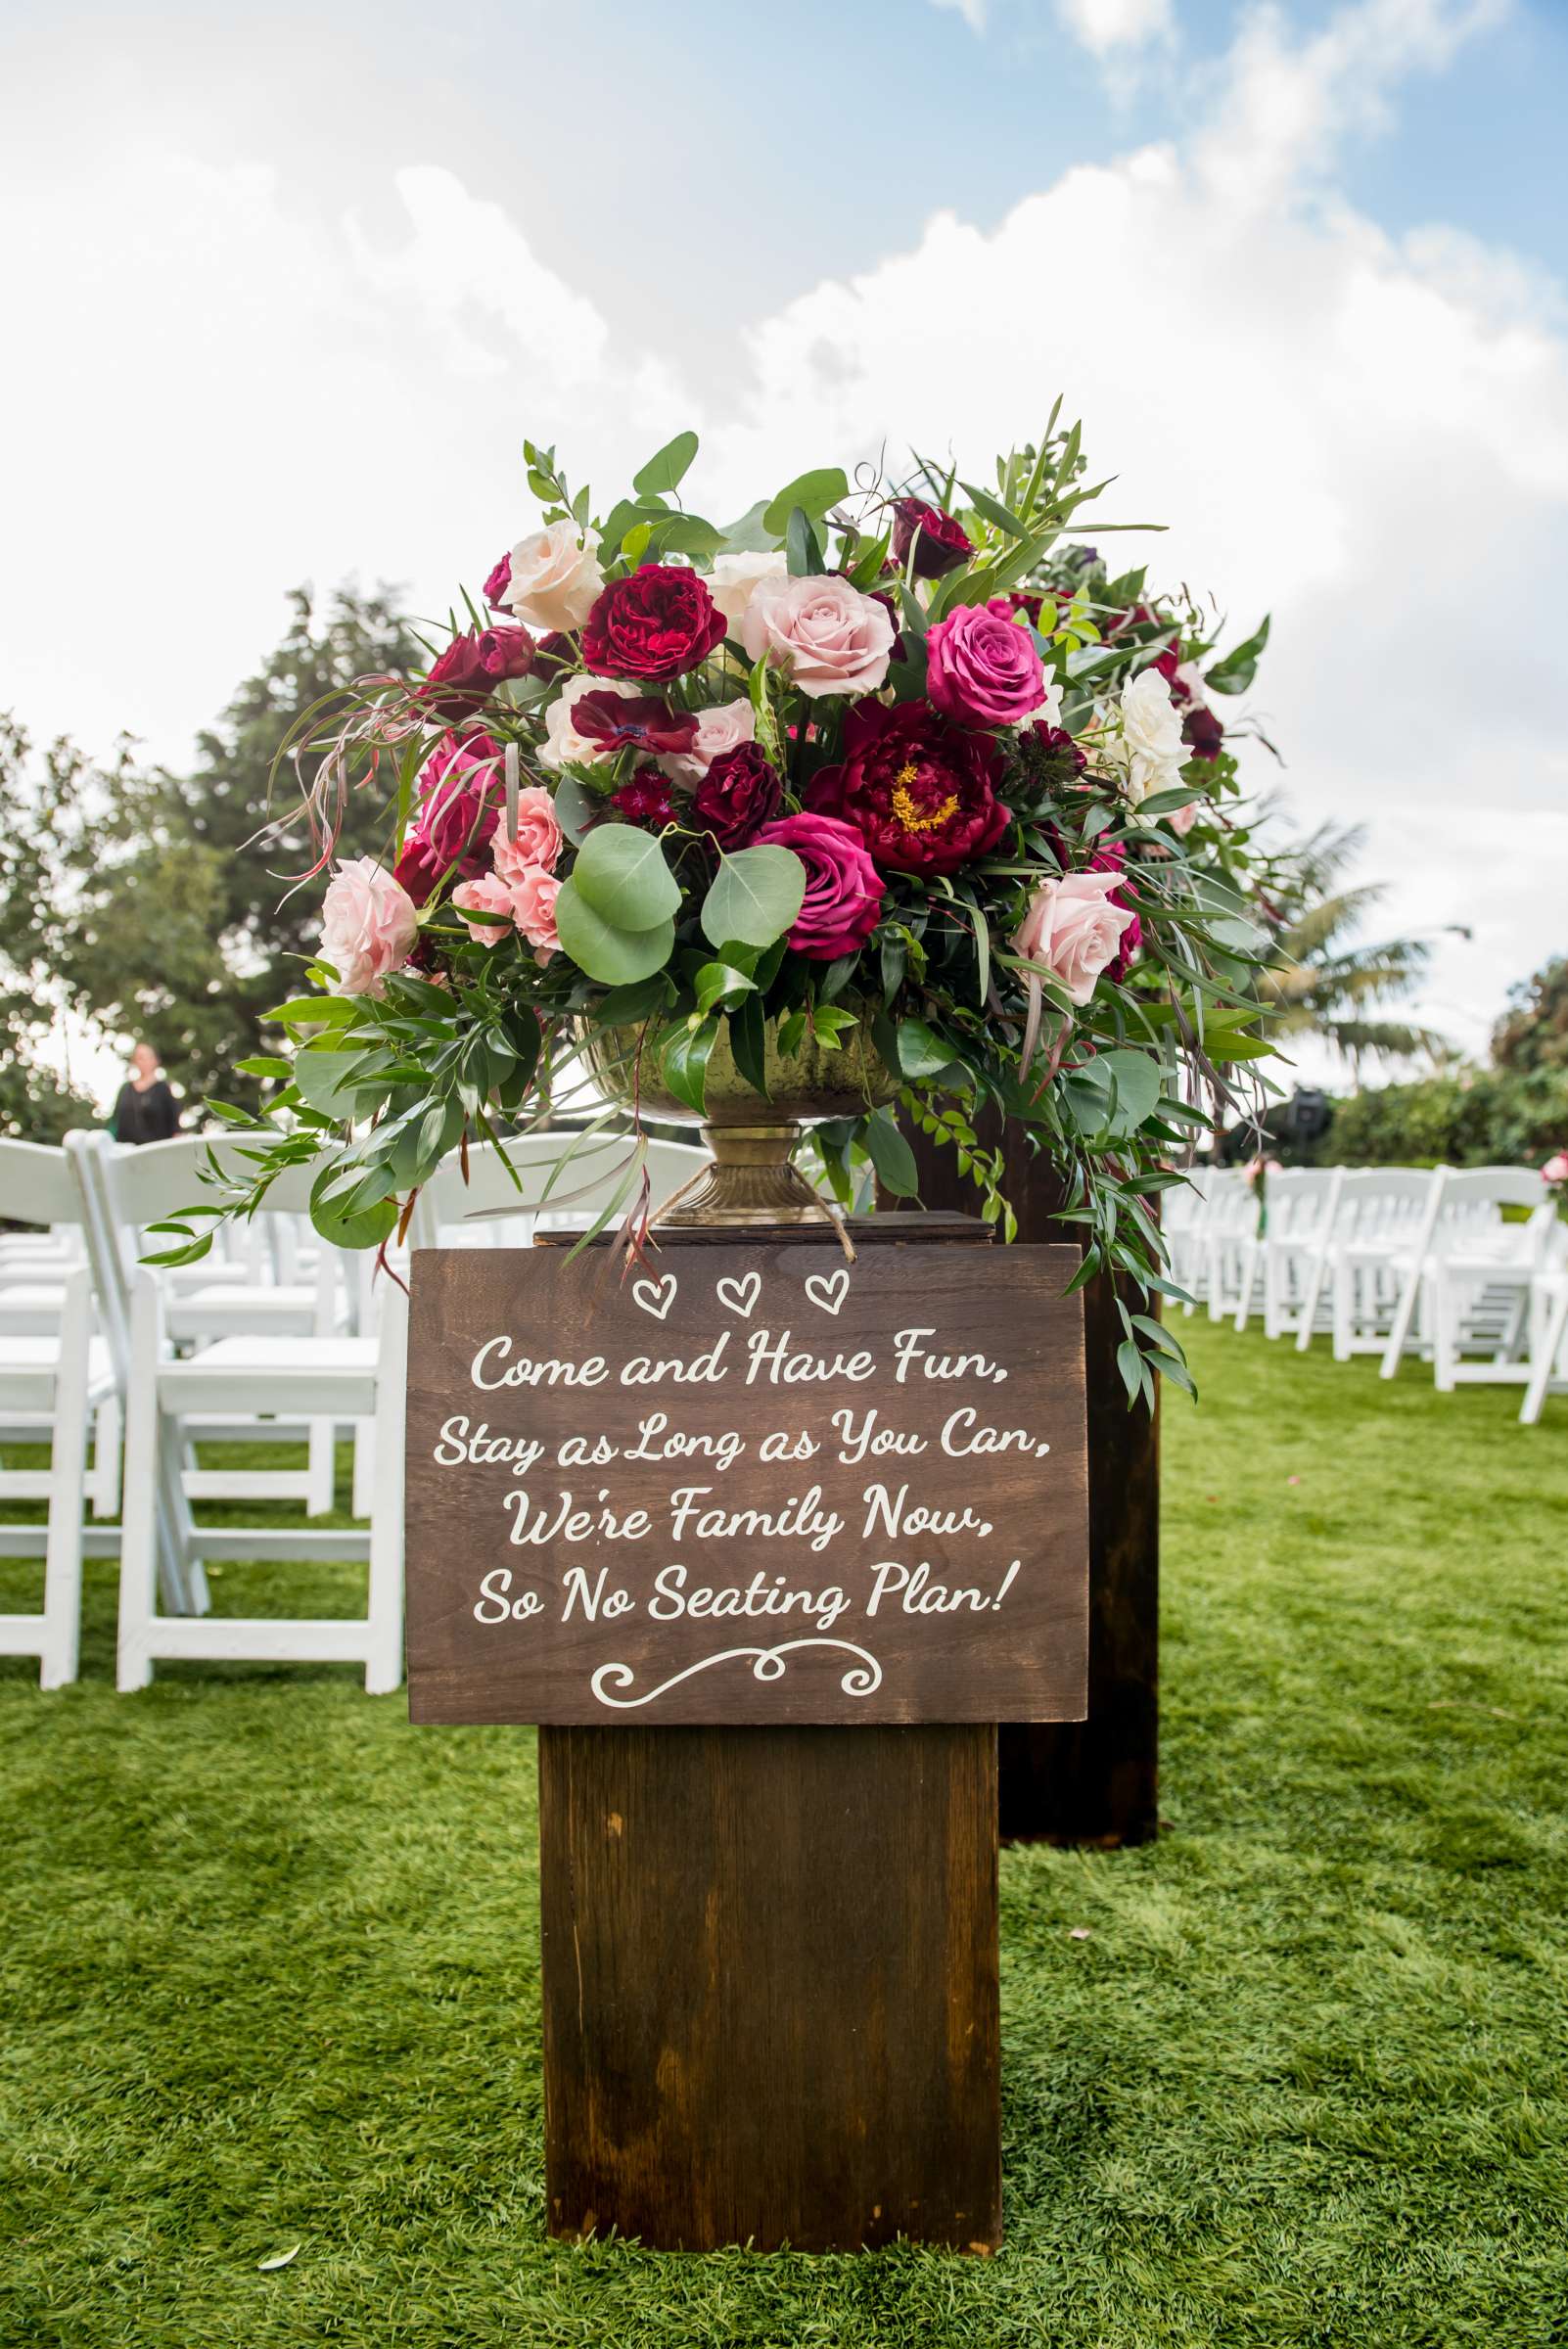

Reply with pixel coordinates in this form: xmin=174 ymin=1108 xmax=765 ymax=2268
xmin=928 ymin=0 xmax=989 ymax=30
xmin=1055 ymin=0 xmax=1175 ymax=57
xmin=1 ymin=0 xmax=1560 ymax=1081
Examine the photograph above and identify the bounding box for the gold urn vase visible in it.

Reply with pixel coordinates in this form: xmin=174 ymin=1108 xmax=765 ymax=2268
xmin=577 ymin=1014 xmax=899 ymax=1227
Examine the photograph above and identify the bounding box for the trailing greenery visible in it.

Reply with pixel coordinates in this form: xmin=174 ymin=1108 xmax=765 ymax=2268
xmin=2 ymin=1320 xmax=1564 ymax=2346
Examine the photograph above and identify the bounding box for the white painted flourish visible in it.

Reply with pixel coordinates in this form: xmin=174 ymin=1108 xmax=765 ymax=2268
xmin=589 ymin=1639 xmax=883 ymax=1709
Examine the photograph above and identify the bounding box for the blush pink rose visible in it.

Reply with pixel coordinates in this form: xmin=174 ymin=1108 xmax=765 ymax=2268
xmin=510 ymin=865 xmax=561 ymax=964
xmin=490 ymin=785 xmax=563 ymax=883
xmin=319 ymin=856 xmax=420 ymax=996
xmin=451 ymin=871 xmax=518 ymax=944
xmin=1543 ymin=1151 xmax=1568 ymax=1186
xmin=1011 ymin=870 xmax=1138 ymax=1007
xmin=658 ymin=696 xmax=756 ymax=786
xmin=925 ymin=602 xmax=1047 ymax=730
xmin=741 ymin=574 xmax=895 ymax=699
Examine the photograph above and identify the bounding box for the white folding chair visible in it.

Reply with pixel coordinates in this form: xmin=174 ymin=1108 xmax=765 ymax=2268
xmin=73 ymin=1132 xmax=347 ymax=1515
xmin=0 ymin=1140 xmax=118 ymax=1686
xmin=1520 ymin=1267 xmax=1568 ymax=1425
xmin=1321 ymin=1168 xmax=1444 ymax=1362
xmin=1421 ymin=1169 xmax=1556 ymax=1392
xmin=1165 ymin=1164 xmax=1222 ymax=1314
xmin=1196 ymin=1173 xmax=1257 ymax=1323
xmin=408 ymin=1129 xmax=713 ymax=1250
xmin=1245 ymin=1169 xmax=1342 ymax=1344
xmin=113 ymin=1153 xmax=407 ymax=1694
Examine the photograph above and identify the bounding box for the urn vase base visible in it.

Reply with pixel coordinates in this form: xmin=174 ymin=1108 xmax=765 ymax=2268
xmin=652 ymin=1122 xmax=829 ymax=1227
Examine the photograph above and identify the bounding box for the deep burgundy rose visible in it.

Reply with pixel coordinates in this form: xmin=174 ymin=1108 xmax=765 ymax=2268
xmin=1183 ymin=702 xmax=1224 ymax=761
xmin=610 ymin=770 xmax=677 ymax=829
xmin=533 ymin=631 xmax=575 ymax=676
xmin=890 ymin=497 xmax=973 ymax=580
xmin=393 ymin=838 xmax=441 ymax=909
xmin=926 ymin=602 xmax=1047 ymax=730
xmin=418 ymin=625 xmax=535 ymax=717
xmin=692 ymin=743 xmax=782 ymax=850
xmin=483 ymin=552 xmax=513 ymax=610
xmin=806 ymin=700 xmax=1009 ymax=876
xmin=581 ymin=564 xmax=727 ymax=681
xmin=573 ymin=692 xmax=699 ymax=760
xmin=1103 ymin=601 xmax=1158 ymax=641
xmin=753 ymin=812 xmax=885 ymax=960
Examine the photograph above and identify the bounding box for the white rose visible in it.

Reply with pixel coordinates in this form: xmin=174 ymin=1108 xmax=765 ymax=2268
xmin=1173 ymin=660 xmax=1210 ymax=709
xmin=538 ymin=673 xmax=639 ymax=772
xmin=505 ymin=521 xmax=605 ymax=634
xmin=1113 ymin=668 xmax=1187 ymax=805
xmin=658 ymin=697 xmax=756 ymax=786
xmin=708 ymin=549 xmax=788 ymax=630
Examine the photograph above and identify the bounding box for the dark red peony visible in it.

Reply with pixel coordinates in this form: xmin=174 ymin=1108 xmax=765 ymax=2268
xmin=890 ymin=497 xmax=973 ymax=579
xmin=418 ymin=625 xmax=535 ymax=717
xmin=692 ymin=743 xmax=782 ymax=851
xmin=610 ymin=770 xmax=677 ymax=829
xmin=806 ymin=700 xmax=1010 ymax=876
xmin=1153 ymin=644 xmax=1224 ymax=760
xmin=483 ymin=552 xmax=513 ymax=610
xmin=581 ymin=565 xmax=726 ymax=681
xmin=753 ymin=812 xmax=885 ymax=960
xmin=572 ymin=692 xmax=698 ymax=760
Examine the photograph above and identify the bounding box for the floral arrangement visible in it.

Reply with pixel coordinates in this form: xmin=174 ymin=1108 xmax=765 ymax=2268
xmin=174 ymin=411 xmax=1279 ymax=1400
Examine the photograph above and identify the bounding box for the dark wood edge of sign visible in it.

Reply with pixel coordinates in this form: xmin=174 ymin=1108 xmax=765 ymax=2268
xmin=530 ymin=1210 xmax=994 ymax=1250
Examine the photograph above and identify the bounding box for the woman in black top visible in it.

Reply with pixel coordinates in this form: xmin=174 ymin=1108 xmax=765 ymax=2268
xmin=112 ymin=1043 xmax=181 ymax=1146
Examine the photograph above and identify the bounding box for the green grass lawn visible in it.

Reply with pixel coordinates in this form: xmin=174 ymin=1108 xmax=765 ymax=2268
xmin=2 ymin=1321 xmax=1565 ymax=2347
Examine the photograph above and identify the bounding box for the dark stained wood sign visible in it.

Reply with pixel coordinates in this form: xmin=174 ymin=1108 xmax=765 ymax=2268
xmin=404 ymin=1240 xmax=1088 ymax=1726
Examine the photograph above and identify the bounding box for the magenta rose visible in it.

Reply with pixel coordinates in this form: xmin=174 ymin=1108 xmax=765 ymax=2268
xmin=754 ymin=811 xmax=885 ymax=960
xmin=403 ymin=732 xmax=504 ymax=888
xmin=483 ymin=553 xmax=513 ymax=611
xmin=572 ymin=692 xmax=699 ymax=760
xmin=890 ymin=497 xmax=973 ymax=579
xmin=581 ymin=564 xmax=727 ymax=681
xmin=692 ymin=743 xmax=782 ymax=850
xmin=925 ymin=602 xmax=1047 ymax=730
xmin=419 ymin=625 xmax=535 ymax=717
xmin=806 ymin=700 xmax=1009 ymax=877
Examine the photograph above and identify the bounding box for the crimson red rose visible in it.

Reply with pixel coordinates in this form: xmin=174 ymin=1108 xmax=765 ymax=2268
xmin=573 ymin=693 xmax=698 ymax=760
xmin=806 ymin=700 xmax=1009 ymax=876
xmin=419 ymin=625 xmax=535 ymax=717
xmin=692 ymin=743 xmax=782 ymax=850
xmin=890 ymin=497 xmax=973 ymax=580
xmin=581 ymin=565 xmax=726 ymax=681
xmin=609 ymin=770 xmax=677 ymax=829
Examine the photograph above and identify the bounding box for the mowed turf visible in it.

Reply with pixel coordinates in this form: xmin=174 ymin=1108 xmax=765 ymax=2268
xmin=2 ymin=1319 xmax=1565 ymax=2347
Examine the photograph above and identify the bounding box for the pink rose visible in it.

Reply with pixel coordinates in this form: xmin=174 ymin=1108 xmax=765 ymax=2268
xmin=483 ymin=553 xmax=513 ymax=610
xmin=1543 ymin=1151 xmax=1568 ymax=1187
xmin=410 ymin=733 xmax=504 ymax=869
xmin=510 ymin=865 xmax=561 ymax=964
xmin=319 ymin=856 xmax=419 ymax=996
xmin=658 ymin=697 xmax=756 ymax=786
xmin=741 ymin=574 xmax=895 ymax=700
xmin=753 ymin=811 xmax=885 ymax=959
xmin=925 ymin=603 xmax=1048 ymax=730
xmin=490 ymin=785 xmax=563 ymax=883
xmin=451 ymin=871 xmax=517 ymax=944
xmin=1011 ymin=870 xmax=1138 ymax=1007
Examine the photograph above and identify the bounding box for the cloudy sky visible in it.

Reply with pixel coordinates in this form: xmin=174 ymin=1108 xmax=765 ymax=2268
xmin=4 ymin=0 xmax=1565 ymax=1091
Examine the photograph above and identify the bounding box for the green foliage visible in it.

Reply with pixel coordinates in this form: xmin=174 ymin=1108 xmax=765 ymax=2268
xmin=699 ymin=847 xmax=807 ymax=951
xmin=3 ymin=1324 xmax=1567 ymax=2343
xmin=1318 ymin=1064 xmax=1568 ymax=1168
xmin=1493 ymin=957 xmax=1568 ymax=1076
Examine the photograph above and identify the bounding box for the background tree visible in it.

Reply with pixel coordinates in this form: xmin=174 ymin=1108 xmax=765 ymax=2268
xmin=1492 ymin=957 xmax=1568 ymax=1076
xmin=0 ymin=585 xmax=418 ymax=1124
xmin=1257 ymin=819 xmax=1442 ymax=1070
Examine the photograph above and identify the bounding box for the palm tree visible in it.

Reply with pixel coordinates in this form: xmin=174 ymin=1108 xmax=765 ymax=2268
xmin=1257 ymin=821 xmax=1444 ymax=1070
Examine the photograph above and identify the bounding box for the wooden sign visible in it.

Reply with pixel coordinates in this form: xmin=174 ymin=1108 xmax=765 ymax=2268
xmin=404 ymin=1240 xmax=1088 ymax=1726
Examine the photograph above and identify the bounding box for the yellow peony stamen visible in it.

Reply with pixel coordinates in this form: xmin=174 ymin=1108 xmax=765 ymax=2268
xmin=889 ymin=760 xmax=959 ymax=833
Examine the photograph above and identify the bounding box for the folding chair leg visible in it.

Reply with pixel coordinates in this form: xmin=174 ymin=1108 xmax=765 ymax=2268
xmin=351 ymin=1417 xmax=376 ymax=1520
xmin=40 ymin=1272 xmax=91 ymax=1690
xmin=364 ymin=1289 xmax=407 ymax=1696
xmin=306 ymin=1420 xmax=337 ymax=1517
xmin=117 ymin=1278 xmax=164 ymax=1693
xmin=1521 ymin=1289 xmax=1568 ymax=1426
xmin=90 ymin=1393 xmax=120 ymax=1519
xmin=1432 ymin=1271 xmax=1458 ymax=1392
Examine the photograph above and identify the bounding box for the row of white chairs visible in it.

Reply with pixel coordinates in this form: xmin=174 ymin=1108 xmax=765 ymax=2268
xmin=1166 ymin=1164 xmax=1567 ymax=1422
xmin=0 ymin=1128 xmax=709 ymax=1691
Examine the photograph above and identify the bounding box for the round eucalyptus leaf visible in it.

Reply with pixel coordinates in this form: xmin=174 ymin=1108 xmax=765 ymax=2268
xmin=572 ymin=825 xmax=680 ymax=929
xmin=554 ymin=877 xmax=676 ymax=985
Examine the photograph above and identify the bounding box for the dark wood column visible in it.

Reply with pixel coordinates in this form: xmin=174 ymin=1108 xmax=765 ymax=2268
xmin=899 ymin=1117 xmax=1159 ymax=1848
xmin=535 ymin=1218 xmax=1002 ymax=2252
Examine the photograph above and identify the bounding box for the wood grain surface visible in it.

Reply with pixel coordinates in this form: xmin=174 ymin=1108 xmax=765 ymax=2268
xmin=405 ymin=1225 xmax=1088 ymax=1727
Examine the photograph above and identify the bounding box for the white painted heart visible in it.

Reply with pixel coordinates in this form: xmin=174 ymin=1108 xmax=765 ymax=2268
xmin=715 ymin=1271 xmax=761 ymax=1318
xmin=632 ymin=1273 xmax=677 ymax=1322
xmin=804 ymin=1267 xmax=850 ymax=1317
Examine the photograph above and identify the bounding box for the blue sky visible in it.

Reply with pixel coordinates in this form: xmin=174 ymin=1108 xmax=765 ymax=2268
xmin=2 ymin=0 xmax=1565 ymax=1088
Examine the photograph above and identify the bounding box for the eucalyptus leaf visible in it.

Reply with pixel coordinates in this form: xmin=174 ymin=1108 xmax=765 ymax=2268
xmin=762 ymin=468 xmax=849 ymax=536
xmin=700 ymin=847 xmax=807 ymax=951
xmin=633 ymin=430 xmax=699 ymax=497
xmin=572 ymin=825 xmax=680 ymax=928
xmin=553 ymin=878 xmax=675 ymax=984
